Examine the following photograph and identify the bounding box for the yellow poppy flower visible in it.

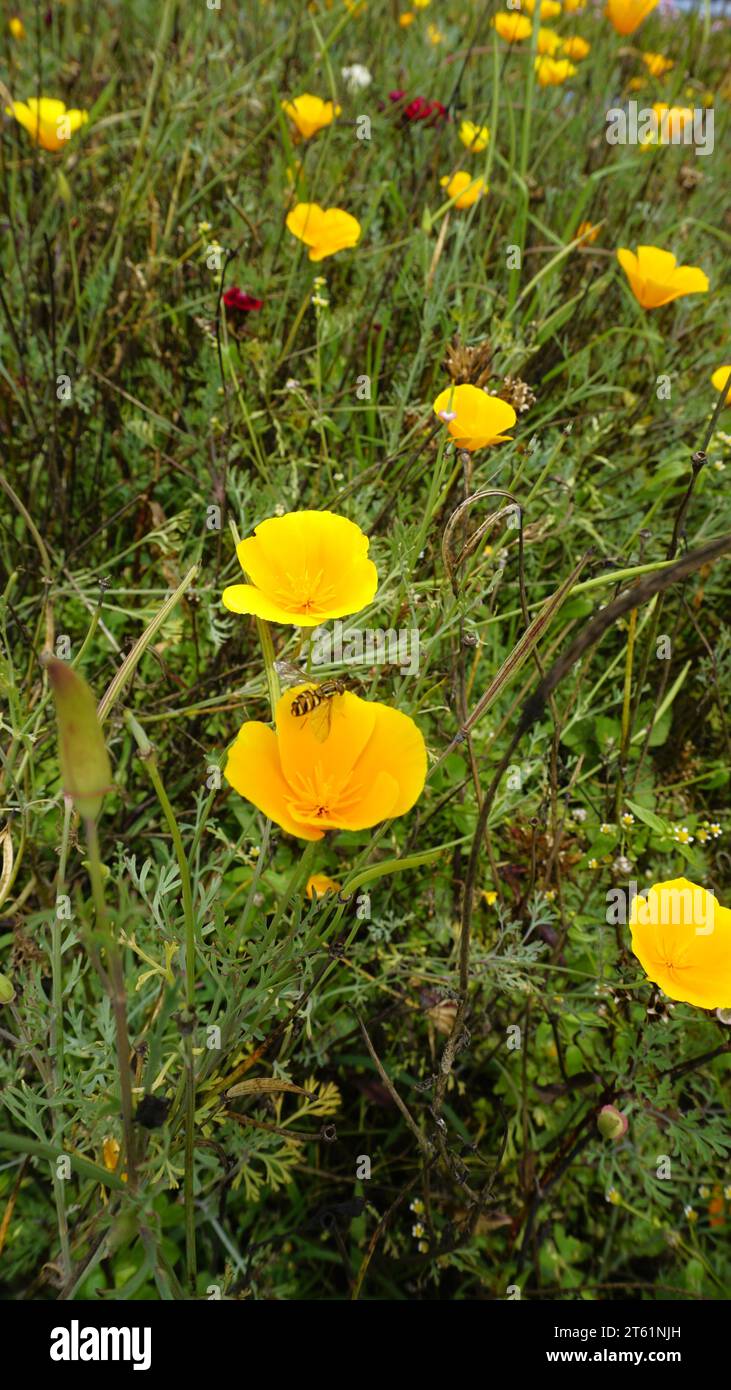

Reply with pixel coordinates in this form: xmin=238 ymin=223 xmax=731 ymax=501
xmin=629 ymin=878 xmax=731 ymax=1009
xmin=281 ymin=94 xmax=341 ymax=140
xmin=225 ymin=687 xmax=427 ymax=841
xmin=286 ymin=202 xmax=361 ymax=261
xmin=492 ymin=11 xmax=532 ymax=41
xmin=524 ymin=0 xmax=562 ymax=16
xmin=537 ymin=27 xmax=561 ymax=55
xmin=440 ymin=170 xmax=486 ymax=209
xmin=6 ymin=97 xmax=88 ymax=152
xmin=414 ymin=0 xmax=431 ymax=7
xmin=561 ymin=35 xmax=590 ymax=59
xmin=605 ymin=0 xmax=658 ymax=36
xmin=650 ymin=102 xmax=694 ymax=144
xmin=616 ymin=245 xmax=709 ymax=309
xmin=102 ymin=1136 xmax=121 ymax=1173
xmin=399 ymin=10 xmax=415 ymax=24
xmin=642 ymin=51 xmax=674 ymax=77
xmin=459 ymin=120 xmax=490 ymax=153
xmin=534 ymin=56 xmax=577 ymax=86
xmin=306 ymin=873 xmax=342 ymax=899
xmin=711 ymin=366 xmax=731 ymax=404
xmin=575 ymin=220 xmax=600 ymax=244
xmin=222 ymin=510 xmax=378 ymax=626
xmin=9 ymin=16 xmax=26 ymax=39
xmin=562 ymin=0 xmax=586 ymax=11
xmin=433 ymin=383 xmax=517 ymax=451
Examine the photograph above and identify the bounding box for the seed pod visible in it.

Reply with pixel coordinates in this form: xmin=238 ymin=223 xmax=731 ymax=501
xmin=45 ymin=658 xmax=112 ymax=820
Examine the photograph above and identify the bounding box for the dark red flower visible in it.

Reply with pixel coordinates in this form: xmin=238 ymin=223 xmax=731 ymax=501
xmin=388 ymin=90 xmax=449 ymax=125
xmin=223 ymin=287 xmax=263 ymax=313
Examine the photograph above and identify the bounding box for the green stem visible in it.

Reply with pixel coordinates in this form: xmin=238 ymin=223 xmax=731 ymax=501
xmin=50 ymin=794 xmax=73 ymax=1278
xmin=123 ymin=710 xmax=198 ymax=1288
xmin=84 ymin=815 xmax=137 ymax=1190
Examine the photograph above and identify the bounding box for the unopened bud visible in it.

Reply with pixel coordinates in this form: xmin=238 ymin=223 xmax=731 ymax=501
xmin=597 ymin=1105 xmax=628 ymax=1141
xmin=44 ymin=658 xmax=112 ymax=820
xmin=0 ymin=972 xmax=16 ymax=1004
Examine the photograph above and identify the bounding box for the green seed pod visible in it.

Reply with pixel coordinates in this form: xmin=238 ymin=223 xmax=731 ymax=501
xmin=0 ymin=972 xmax=16 ymax=1004
xmin=45 ymin=658 xmax=112 ymax=820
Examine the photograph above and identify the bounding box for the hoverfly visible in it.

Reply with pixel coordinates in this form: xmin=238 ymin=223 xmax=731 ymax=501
xmin=274 ymin=662 xmax=357 ymax=743
xmin=290 ymin=679 xmax=353 ymax=743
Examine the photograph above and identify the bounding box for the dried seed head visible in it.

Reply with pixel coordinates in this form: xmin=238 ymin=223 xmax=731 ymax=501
xmin=443 ymin=337 xmax=494 ymax=388
xmin=495 ymin=376 xmax=536 ymax=414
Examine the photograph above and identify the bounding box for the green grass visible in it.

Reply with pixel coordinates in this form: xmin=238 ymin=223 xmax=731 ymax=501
xmin=1 ymin=0 xmax=730 ymax=1302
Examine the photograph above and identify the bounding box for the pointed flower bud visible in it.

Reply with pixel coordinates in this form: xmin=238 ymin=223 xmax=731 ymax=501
xmin=45 ymin=658 xmax=112 ymax=820
xmin=0 ymin=972 xmax=16 ymax=1004
xmin=597 ymin=1105 xmax=628 ymax=1141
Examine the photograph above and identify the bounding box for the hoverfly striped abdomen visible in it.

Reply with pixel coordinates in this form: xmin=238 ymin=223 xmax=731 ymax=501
xmin=290 ymin=678 xmax=349 ymax=719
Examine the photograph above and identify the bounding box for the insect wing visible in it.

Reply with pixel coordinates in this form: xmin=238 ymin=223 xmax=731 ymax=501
xmin=274 ymin=659 xmax=307 ymax=689
xmin=307 ymin=697 xmax=335 ymax=743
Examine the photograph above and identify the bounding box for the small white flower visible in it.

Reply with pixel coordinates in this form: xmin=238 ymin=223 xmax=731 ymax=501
xmin=672 ymin=825 xmax=694 ymax=845
xmin=341 ymin=63 xmax=373 ymax=93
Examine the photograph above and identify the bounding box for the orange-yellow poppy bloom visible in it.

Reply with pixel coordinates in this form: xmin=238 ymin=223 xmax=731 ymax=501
xmin=492 ymin=11 xmax=532 ymax=41
xmin=576 ymin=220 xmax=600 ymax=244
xmin=222 ymin=510 xmax=378 ymax=626
xmin=440 ymin=170 xmax=486 ymax=209
xmin=616 ymin=245 xmax=709 ymax=309
xmin=711 ymin=366 xmax=731 ymax=404
xmin=305 ymin=872 xmax=342 ymax=899
xmin=563 ymin=0 xmax=586 ymax=11
xmin=281 ymin=94 xmax=341 ymax=140
xmin=225 ymin=686 xmax=427 ymax=841
xmin=537 ymin=27 xmax=561 ymax=55
xmin=399 ymin=10 xmax=415 ymax=24
xmin=286 ymin=203 xmax=361 ymax=261
xmin=649 ymin=102 xmax=694 ymax=144
xmin=9 ymin=16 xmax=26 ymax=39
xmin=6 ymin=97 xmax=88 ymax=151
xmin=642 ymin=51 xmax=674 ymax=77
xmin=605 ymin=0 xmax=658 ymax=35
xmin=459 ymin=119 xmax=489 ymax=153
xmin=524 ymin=0 xmax=562 ymax=16
xmin=561 ymin=35 xmax=591 ymax=59
xmin=535 ymin=56 xmax=576 ymax=86
xmin=433 ymin=384 xmax=517 ymax=451
xmin=629 ymin=878 xmax=731 ymax=1009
